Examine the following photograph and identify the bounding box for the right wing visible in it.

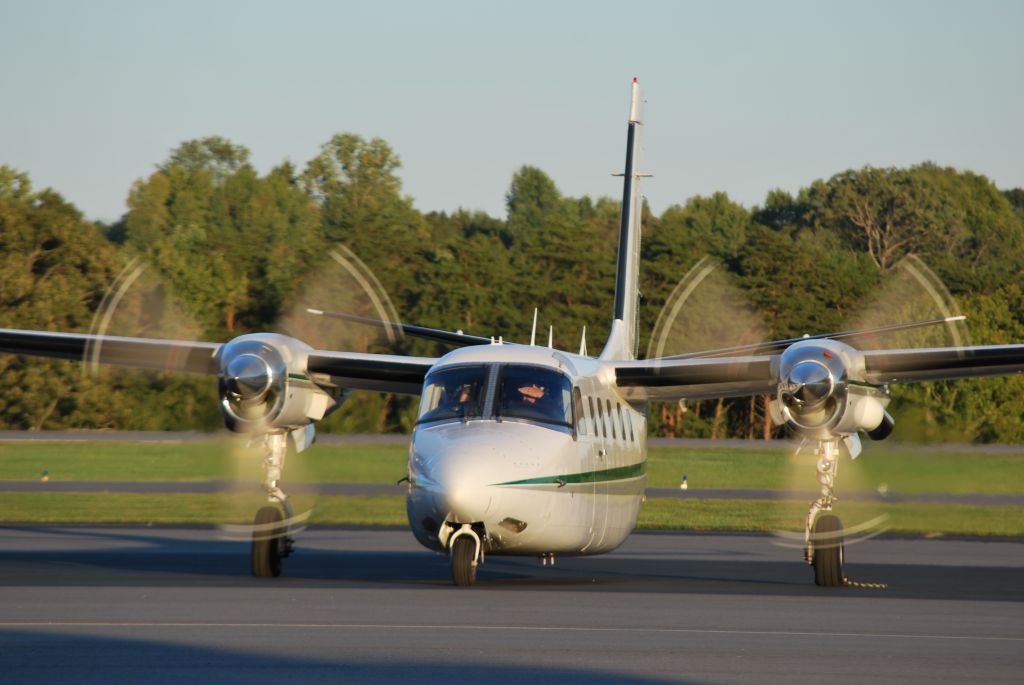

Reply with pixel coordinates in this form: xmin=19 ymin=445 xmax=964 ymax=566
xmin=306 ymin=350 xmax=437 ymax=395
xmin=0 ymin=328 xmax=221 ymax=374
xmin=0 ymin=328 xmax=436 ymax=397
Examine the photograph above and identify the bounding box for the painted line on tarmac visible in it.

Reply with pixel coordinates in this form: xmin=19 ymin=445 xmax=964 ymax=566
xmin=2 ymin=621 xmax=1021 ymax=642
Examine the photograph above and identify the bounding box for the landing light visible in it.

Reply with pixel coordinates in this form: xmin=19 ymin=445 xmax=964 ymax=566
xmin=499 ymin=517 xmax=528 ymax=534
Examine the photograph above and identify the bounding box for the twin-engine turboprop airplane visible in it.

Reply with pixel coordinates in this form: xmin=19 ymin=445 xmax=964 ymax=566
xmin=2 ymin=79 xmax=1023 ymax=586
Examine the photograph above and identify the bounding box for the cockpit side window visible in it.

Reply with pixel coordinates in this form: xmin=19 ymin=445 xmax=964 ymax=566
xmin=417 ymin=365 xmax=488 ymax=424
xmin=496 ymin=365 xmax=573 ymax=427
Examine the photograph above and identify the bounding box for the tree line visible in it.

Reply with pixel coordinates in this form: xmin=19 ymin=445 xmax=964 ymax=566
xmin=1 ymin=134 xmax=1022 ymax=441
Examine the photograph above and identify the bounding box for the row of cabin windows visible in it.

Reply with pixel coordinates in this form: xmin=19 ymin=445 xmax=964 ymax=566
xmin=572 ymin=387 xmax=636 ymax=443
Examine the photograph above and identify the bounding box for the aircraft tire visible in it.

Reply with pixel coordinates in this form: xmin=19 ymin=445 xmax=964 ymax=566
xmin=252 ymin=506 xmax=284 ymax=578
xmin=450 ymin=536 xmax=477 ymax=587
xmin=812 ymin=514 xmax=844 ymax=587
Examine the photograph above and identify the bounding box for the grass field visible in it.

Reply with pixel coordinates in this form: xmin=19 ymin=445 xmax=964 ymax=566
xmin=1 ymin=438 xmax=1021 ymax=535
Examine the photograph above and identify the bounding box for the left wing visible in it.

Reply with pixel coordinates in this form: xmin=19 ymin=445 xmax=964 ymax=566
xmin=613 ymin=355 xmax=778 ymax=401
xmin=613 ymin=342 xmax=1024 ymax=402
xmin=862 ymin=344 xmax=1024 ymax=384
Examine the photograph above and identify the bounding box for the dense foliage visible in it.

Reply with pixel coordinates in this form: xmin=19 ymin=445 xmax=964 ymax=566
xmin=1 ymin=137 xmax=1022 ymax=442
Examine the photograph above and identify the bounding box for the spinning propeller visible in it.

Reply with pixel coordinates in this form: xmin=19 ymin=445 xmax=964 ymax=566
xmin=647 ymin=252 xmax=971 ymax=583
xmin=81 ymin=245 xmax=411 ymax=551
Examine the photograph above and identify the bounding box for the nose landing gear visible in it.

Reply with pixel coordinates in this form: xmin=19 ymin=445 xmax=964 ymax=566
xmin=446 ymin=523 xmax=483 ymax=587
xmin=450 ymin=536 xmax=477 ymax=586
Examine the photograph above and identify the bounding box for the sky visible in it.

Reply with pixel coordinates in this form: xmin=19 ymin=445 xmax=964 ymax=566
xmin=1 ymin=0 xmax=1021 ymax=223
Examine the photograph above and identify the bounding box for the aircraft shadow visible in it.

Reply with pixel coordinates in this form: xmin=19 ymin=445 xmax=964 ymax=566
xmin=0 ymin=525 xmax=1020 ymax=602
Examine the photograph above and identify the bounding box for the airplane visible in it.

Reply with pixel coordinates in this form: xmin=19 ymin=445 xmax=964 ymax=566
xmin=1 ymin=78 xmax=1022 ymax=587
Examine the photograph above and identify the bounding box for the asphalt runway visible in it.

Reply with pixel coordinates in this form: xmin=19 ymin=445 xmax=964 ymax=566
xmin=0 ymin=527 xmax=1021 ymax=684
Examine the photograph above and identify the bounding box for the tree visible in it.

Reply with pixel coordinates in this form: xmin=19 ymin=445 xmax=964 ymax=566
xmin=806 ymin=165 xmax=969 ymax=271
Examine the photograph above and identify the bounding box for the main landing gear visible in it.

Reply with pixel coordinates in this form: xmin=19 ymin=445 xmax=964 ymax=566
xmin=804 ymin=438 xmax=846 ymax=587
xmin=251 ymin=432 xmax=295 ymax=578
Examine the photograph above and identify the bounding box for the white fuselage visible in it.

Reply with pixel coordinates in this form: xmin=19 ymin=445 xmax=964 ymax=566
xmin=405 ymin=343 xmax=647 ymax=557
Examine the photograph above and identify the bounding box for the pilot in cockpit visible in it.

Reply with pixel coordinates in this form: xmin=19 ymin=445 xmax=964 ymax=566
xmin=517 ymin=383 xmax=546 ymax=406
xmin=450 ymin=383 xmax=474 ymax=414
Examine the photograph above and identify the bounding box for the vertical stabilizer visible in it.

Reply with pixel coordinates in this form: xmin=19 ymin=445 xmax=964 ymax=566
xmin=600 ymin=78 xmax=644 ymax=361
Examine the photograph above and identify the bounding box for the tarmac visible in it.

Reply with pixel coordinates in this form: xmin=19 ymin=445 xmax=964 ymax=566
xmin=0 ymin=525 xmax=1021 ymax=684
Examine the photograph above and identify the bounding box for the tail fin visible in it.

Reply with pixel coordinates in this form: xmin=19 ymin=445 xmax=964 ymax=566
xmin=600 ymin=77 xmax=645 ymax=361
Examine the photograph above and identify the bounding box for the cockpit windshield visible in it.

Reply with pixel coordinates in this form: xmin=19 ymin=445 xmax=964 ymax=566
xmin=496 ymin=365 xmax=572 ymax=427
xmin=417 ymin=365 xmax=487 ymax=424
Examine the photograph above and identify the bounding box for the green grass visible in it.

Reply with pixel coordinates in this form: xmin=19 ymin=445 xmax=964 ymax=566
xmin=4 ymin=440 xmax=1022 ymax=496
xmin=638 ymin=499 xmax=1024 ymax=537
xmin=2 ymin=493 xmax=1019 ymax=538
xmin=0 ymin=440 xmax=409 ymax=484
xmin=0 ymin=493 xmax=410 ymax=526
xmin=0 ymin=438 xmax=1020 ymax=535
xmin=645 ymin=444 xmax=1024 ymax=494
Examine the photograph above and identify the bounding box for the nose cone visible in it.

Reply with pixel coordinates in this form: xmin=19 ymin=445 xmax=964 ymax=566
xmin=441 ymin=469 xmax=492 ymax=523
xmin=424 ymin=451 xmax=493 ymax=523
xmin=411 ymin=429 xmax=501 ymax=524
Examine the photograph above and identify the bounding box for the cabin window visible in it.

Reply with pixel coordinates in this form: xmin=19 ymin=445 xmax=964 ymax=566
xmin=573 ymin=387 xmax=587 ymax=436
xmin=417 ymin=365 xmax=488 ymax=424
xmin=496 ymin=365 xmax=573 ymax=427
xmin=606 ymin=399 xmax=616 ymax=440
xmin=587 ymin=396 xmax=597 ymax=435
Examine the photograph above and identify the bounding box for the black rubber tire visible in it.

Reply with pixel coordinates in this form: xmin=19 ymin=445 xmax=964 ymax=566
xmin=812 ymin=514 xmax=844 ymax=587
xmin=251 ymin=506 xmax=284 ymax=578
xmin=450 ymin=536 xmax=477 ymax=587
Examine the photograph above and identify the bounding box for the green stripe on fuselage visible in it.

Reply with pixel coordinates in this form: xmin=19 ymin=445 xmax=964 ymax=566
xmin=493 ymin=462 xmax=646 ymax=487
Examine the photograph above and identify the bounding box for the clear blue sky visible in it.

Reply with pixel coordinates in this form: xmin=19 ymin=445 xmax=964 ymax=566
xmin=1 ymin=0 xmax=1021 ymax=222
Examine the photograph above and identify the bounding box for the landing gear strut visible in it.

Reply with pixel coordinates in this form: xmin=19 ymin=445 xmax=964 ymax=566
xmin=251 ymin=432 xmax=294 ymax=578
xmin=804 ymin=438 xmax=845 ymax=587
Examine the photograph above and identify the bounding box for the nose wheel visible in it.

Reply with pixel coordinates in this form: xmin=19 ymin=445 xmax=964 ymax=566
xmin=450 ymin=535 xmax=478 ymax=587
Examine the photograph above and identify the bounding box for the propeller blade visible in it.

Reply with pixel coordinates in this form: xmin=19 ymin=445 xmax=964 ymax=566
xmin=306 ymin=309 xmax=494 ymax=348
xmin=656 ymin=316 xmax=966 ymax=361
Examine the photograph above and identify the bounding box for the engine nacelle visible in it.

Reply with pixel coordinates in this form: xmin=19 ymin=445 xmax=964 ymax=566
xmin=771 ymin=339 xmax=892 ymax=441
xmin=217 ymin=333 xmax=339 ymax=434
